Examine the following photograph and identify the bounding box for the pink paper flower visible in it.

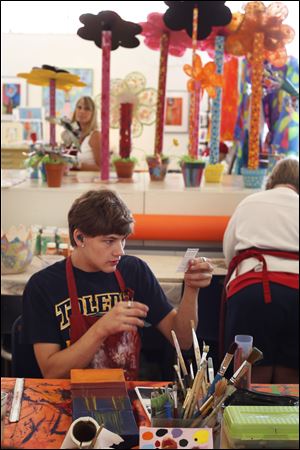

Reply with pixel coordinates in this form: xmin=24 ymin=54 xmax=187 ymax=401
xmin=140 ymin=12 xmax=197 ymax=57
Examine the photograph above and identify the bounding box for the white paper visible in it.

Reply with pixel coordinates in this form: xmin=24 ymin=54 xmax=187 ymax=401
xmin=176 ymin=248 xmax=199 ymax=272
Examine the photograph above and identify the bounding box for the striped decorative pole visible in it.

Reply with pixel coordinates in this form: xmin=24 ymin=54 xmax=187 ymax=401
xmin=101 ymin=30 xmax=111 ymax=181
xmin=209 ymin=36 xmax=224 ymax=165
xmin=49 ymin=78 xmax=56 ymax=147
xmin=248 ymin=32 xmax=264 ymax=170
xmin=154 ymin=31 xmax=170 ymax=155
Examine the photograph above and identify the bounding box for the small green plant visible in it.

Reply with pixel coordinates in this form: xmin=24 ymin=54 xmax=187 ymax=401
xmin=179 ymin=154 xmax=206 ymax=165
xmin=113 ymin=155 xmax=138 ymax=164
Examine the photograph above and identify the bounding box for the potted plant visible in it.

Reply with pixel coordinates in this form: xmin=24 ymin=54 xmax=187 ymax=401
xmin=113 ymin=103 xmax=138 ymax=181
xmin=41 ymin=149 xmax=75 ymax=187
xmin=179 ymin=155 xmax=206 ymax=188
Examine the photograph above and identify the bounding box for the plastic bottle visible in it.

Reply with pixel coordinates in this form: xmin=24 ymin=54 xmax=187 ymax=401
xmin=46 ymin=242 xmax=57 ymax=255
xmin=58 ymin=243 xmax=69 ymax=258
xmin=233 ymin=335 xmax=253 ymax=389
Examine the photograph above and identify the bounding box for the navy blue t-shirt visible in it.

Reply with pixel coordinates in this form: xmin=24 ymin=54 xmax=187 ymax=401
xmin=22 ymin=255 xmax=173 ymax=349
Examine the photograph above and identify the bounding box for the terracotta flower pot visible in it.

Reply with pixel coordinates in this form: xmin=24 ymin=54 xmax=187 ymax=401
xmin=146 ymin=156 xmax=169 ymax=181
xmin=44 ymin=163 xmax=65 ymax=187
xmin=114 ymin=159 xmax=135 ymax=181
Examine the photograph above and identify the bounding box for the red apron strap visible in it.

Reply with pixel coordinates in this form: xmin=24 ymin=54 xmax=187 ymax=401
xmin=66 ymin=257 xmax=87 ymax=342
xmin=115 ymin=269 xmax=135 ymax=301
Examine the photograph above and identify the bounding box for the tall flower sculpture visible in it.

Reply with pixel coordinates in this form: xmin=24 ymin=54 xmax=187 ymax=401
xmin=140 ymin=13 xmax=196 ymax=158
xmin=77 ymin=11 xmax=142 ymax=181
xmin=106 ymin=72 xmax=157 ymax=139
xmin=164 ymin=1 xmax=231 ymax=163
xmin=225 ymin=1 xmax=295 ymax=182
xmin=18 ymin=65 xmax=86 ymax=147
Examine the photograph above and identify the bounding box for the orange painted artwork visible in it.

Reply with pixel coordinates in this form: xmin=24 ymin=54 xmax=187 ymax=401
xmin=165 ymin=97 xmax=183 ymax=126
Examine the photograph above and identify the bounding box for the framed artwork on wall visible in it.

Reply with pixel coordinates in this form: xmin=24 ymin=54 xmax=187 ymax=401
xmin=164 ymin=91 xmax=189 ymax=133
xmin=1 ymin=122 xmax=24 ymax=146
xmin=42 ymin=68 xmax=93 ymax=118
xmin=14 ymin=106 xmax=45 ymax=121
xmin=21 ymin=121 xmax=43 ymax=142
xmin=1 ymin=77 xmax=27 ymax=121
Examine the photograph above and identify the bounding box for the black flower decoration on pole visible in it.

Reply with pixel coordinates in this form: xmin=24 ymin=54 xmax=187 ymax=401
xmin=163 ymin=1 xmax=232 ymax=40
xmin=77 ymin=11 xmax=142 ymax=50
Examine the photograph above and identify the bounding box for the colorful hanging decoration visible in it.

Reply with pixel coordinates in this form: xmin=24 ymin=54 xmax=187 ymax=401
xmin=77 ymin=11 xmax=142 ymax=181
xmin=225 ymin=1 xmax=295 ymax=68
xmin=220 ymin=57 xmax=239 ymax=141
xmin=225 ymin=1 xmax=295 ymax=172
xmin=105 ymin=72 xmax=157 ymax=139
xmin=263 ymin=56 xmax=299 ymax=155
xmin=18 ymin=65 xmax=86 ymax=147
xmin=140 ymin=13 xmax=196 ymax=156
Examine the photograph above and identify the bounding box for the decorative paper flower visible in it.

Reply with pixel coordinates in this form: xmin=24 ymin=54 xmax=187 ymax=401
xmin=163 ymin=1 xmax=232 ymax=40
xmin=140 ymin=12 xmax=198 ymax=56
xmin=17 ymin=65 xmax=86 ymax=91
xmin=225 ymin=1 xmax=295 ymax=67
xmin=77 ymin=11 xmax=141 ymax=50
xmin=183 ymin=54 xmax=223 ymax=97
xmin=101 ymin=72 xmax=157 ymax=138
xmin=200 ymin=12 xmax=244 ymax=60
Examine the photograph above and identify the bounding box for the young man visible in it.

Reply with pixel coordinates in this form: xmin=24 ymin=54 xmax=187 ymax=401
xmin=22 ymin=189 xmax=214 ymax=379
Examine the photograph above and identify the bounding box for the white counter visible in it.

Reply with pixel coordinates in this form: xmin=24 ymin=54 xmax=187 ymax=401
xmin=1 ymin=171 xmax=259 ymax=229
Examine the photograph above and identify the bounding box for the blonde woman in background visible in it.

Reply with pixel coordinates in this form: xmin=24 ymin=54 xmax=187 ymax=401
xmin=70 ymin=96 xmax=101 ymax=171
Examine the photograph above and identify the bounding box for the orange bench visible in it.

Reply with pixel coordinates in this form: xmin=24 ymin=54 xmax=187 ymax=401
xmin=129 ymin=214 xmax=230 ymax=241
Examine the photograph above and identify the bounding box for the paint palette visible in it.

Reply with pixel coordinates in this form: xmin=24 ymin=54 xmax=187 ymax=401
xmin=139 ymin=426 xmax=213 ymax=449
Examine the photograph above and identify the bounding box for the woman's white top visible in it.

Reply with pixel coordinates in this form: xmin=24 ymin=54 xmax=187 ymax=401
xmin=78 ymin=133 xmax=95 ymax=165
xmin=223 ymin=187 xmax=299 ymax=283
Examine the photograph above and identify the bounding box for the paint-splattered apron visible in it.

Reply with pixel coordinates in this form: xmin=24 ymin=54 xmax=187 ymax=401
xmin=66 ymin=257 xmax=141 ymax=380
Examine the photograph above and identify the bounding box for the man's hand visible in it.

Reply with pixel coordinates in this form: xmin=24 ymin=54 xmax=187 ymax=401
xmin=184 ymin=257 xmax=214 ymax=289
xmin=95 ymin=301 xmax=149 ymax=339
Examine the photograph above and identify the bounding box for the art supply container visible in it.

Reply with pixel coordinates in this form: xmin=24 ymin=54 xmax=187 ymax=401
xmin=233 ymin=335 xmax=253 ymax=389
xmin=220 ymin=405 xmax=299 ymax=449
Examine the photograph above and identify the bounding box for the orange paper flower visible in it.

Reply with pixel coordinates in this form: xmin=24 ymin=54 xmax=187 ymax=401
xmin=225 ymin=1 xmax=295 ymax=67
xmin=183 ymin=54 xmax=223 ymax=98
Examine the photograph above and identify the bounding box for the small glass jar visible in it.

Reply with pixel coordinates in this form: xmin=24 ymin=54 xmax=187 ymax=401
xmin=58 ymin=243 xmax=69 ymax=258
xmin=46 ymin=242 xmax=57 ymax=255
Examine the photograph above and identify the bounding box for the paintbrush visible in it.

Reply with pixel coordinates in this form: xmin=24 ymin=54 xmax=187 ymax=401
xmin=191 ymin=320 xmax=202 ymax=371
xmin=200 ymin=342 xmax=209 ymax=366
xmin=173 ymin=364 xmax=186 ymax=395
xmin=171 ymin=330 xmax=190 ymax=389
xmin=207 ymin=357 xmax=215 ymax=385
xmin=199 ymin=347 xmax=263 ymax=428
xmin=204 ymin=342 xmax=238 ymax=401
xmin=89 ymin=423 xmax=104 ymax=449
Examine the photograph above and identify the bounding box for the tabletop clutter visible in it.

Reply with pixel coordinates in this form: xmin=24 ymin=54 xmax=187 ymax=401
xmin=14 ymin=324 xmax=293 ymax=449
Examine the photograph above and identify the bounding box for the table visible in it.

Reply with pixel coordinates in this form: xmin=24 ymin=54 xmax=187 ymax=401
xmin=1 ymin=378 xmax=298 ymax=449
xmin=1 ymin=254 xmax=227 ymax=306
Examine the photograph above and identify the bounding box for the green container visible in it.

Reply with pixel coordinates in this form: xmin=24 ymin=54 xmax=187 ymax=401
xmin=221 ymin=406 xmax=299 ymax=449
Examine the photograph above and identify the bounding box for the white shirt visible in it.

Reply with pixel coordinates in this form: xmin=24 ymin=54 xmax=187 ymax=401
xmin=223 ymin=187 xmax=299 ymax=283
xmin=78 ymin=133 xmax=95 ymax=165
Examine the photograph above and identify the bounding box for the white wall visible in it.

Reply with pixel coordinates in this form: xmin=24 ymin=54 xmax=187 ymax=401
xmin=2 ymin=33 xmax=212 ymax=169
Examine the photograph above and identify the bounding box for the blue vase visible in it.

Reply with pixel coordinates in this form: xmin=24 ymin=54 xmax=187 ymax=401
xmin=30 ymin=167 xmax=39 ymax=179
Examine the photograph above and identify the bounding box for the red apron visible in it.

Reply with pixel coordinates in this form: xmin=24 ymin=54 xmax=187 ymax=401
xmin=66 ymin=257 xmax=141 ymax=380
xmin=218 ymin=248 xmax=299 ymax=358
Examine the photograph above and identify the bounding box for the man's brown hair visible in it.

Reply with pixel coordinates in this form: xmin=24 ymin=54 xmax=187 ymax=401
xmin=68 ymin=189 xmax=134 ymax=246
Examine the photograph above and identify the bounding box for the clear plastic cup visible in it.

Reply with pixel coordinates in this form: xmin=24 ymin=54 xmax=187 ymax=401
xmin=233 ymin=335 xmax=253 ymax=389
